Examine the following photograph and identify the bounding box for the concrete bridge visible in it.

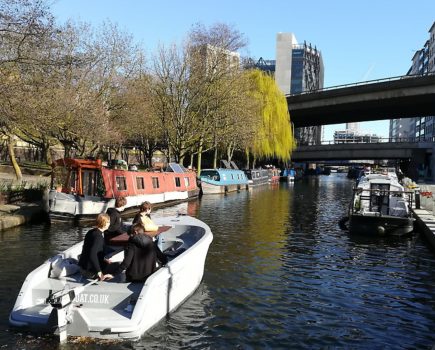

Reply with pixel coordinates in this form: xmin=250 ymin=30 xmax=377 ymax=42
xmin=292 ymin=140 xmax=434 ymax=161
xmin=287 ymin=73 xmax=435 ymax=127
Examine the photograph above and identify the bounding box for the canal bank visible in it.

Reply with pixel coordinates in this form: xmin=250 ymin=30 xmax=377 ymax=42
xmin=412 ymin=184 xmax=435 ymax=251
xmin=0 ymin=203 xmax=47 ymax=231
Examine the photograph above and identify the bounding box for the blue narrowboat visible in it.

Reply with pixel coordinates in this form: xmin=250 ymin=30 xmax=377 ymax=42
xmin=200 ymin=168 xmax=249 ymax=194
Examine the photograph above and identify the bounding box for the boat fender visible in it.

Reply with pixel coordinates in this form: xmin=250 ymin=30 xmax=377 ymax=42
xmin=377 ymin=226 xmax=385 ymax=235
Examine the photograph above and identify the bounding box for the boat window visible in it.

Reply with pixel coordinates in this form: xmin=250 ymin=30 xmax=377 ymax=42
xmin=200 ymin=170 xmax=220 ymax=181
xmin=175 ymin=177 xmax=181 ymax=187
xmin=69 ymin=170 xmax=77 ymax=191
xmin=256 ymin=172 xmax=260 ymax=177
xmin=152 ymin=177 xmax=160 ymax=189
xmin=82 ymin=170 xmax=97 ymax=196
xmin=184 ymin=177 xmax=190 ymax=187
xmin=231 ymin=174 xmax=234 ymax=180
xmin=136 ymin=177 xmax=145 ymax=190
xmin=116 ymin=176 xmax=127 ymax=191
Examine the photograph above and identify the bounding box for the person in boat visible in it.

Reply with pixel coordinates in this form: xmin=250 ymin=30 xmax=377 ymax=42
xmin=105 ymin=196 xmax=127 ymax=244
xmin=132 ymin=201 xmax=159 ymax=234
xmin=78 ymin=213 xmax=114 ymax=281
xmin=133 ymin=201 xmax=164 ymax=251
xmin=132 ymin=201 xmax=166 ymax=254
xmin=114 ymin=223 xmax=168 ymax=282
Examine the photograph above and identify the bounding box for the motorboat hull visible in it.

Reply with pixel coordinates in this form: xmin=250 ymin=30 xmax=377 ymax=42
xmin=349 ymin=213 xmax=414 ymax=236
xmin=9 ymin=215 xmax=213 ymax=340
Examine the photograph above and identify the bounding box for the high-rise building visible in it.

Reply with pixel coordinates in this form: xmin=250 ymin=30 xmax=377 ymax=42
xmin=390 ymin=22 xmax=435 ymax=141
xmin=255 ymin=33 xmax=324 ymax=146
xmin=191 ymin=43 xmax=240 ymax=76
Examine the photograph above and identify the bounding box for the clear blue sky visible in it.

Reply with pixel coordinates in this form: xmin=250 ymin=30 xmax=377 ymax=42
xmin=51 ymin=0 xmax=435 ymax=141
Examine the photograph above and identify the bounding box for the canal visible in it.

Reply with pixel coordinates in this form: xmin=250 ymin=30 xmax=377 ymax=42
xmin=1 ymin=173 xmax=435 ymax=349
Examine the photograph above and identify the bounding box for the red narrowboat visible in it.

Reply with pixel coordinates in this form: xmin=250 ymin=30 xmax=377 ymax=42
xmin=48 ymin=158 xmax=199 ymax=221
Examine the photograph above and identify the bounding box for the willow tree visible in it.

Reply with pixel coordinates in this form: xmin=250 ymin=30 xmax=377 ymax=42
xmin=248 ymin=69 xmax=296 ymax=164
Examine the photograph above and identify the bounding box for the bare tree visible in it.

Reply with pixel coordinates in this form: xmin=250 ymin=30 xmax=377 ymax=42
xmin=110 ymin=72 xmax=164 ymax=168
xmin=0 ymin=0 xmax=55 ymax=180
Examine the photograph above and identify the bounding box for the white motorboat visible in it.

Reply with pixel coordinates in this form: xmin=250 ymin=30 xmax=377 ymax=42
xmin=9 ymin=215 xmax=213 ymax=341
xmin=348 ymin=173 xmax=414 ymax=236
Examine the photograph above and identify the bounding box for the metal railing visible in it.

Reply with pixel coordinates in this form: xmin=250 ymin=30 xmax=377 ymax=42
xmin=320 ymin=136 xmax=435 ymax=145
xmin=288 ymin=72 xmax=435 ymax=96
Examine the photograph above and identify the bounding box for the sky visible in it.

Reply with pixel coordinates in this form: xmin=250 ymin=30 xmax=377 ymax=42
xmin=51 ymin=0 xmax=435 ymax=141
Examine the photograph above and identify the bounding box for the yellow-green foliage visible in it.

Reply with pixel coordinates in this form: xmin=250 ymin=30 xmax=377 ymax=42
xmin=248 ymin=70 xmax=296 ymax=161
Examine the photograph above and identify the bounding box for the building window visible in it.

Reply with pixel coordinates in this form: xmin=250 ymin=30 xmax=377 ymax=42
xmin=152 ymin=177 xmax=159 ymax=189
xmin=116 ymin=176 xmax=127 ymax=191
xmin=136 ymin=177 xmax=145 ymax=190
xmin=175 ymin=177 xmax=181 ymax=187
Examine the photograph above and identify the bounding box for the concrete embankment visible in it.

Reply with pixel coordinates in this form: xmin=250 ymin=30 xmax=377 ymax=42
xmin=412 ymin=184 xmax=435 ymax=251
xmin=0 ymin=203 xmax=47 ymax=231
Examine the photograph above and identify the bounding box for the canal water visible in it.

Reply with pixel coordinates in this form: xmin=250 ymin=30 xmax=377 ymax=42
xmin=1 ymin=173 xmax=435 ymax=349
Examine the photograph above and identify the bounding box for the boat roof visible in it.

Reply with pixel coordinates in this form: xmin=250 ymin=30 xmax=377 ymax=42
xmin=53 ymin=158 xmax=102 ymax=169
xmin=358 ymin=175 xmax=404 ymax=190
xmin=200 ymin=168 xmax=245 ymax=174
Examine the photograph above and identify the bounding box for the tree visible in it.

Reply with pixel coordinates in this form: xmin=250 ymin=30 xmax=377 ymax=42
xmin=186 ymin=23 xmax=249 ymax=171
xmin=149 ymin=43 xmax=202 ymax=165
xmin=40 ymin=20 xmax=142 ymax=159
xmin=0 ymin=0 xmax=55 ymax=180
xmin=110 ymin=73 xmax=163 ymax=168
xmin=248 ymin=69 xmax=296 ymax=163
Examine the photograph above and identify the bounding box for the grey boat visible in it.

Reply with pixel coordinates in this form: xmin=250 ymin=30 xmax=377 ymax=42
xmin=9 ymin=215 xmax=213 ymax=342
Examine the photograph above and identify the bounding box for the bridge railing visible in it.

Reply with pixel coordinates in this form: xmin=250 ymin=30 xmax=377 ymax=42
xmin=288 ymin=71 xmax=435 ymax=96
xmin=320 ymin=136 xmax=435 ymax=145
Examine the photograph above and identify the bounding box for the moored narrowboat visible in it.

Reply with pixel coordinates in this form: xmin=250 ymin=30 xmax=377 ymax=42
xmin=244 ymin=168 xmax=269 ymax=187
xmin=199 ymin=168 xmax=249 ymax=194
xmin=267 ymin=167 xmax=281 ymax=183
xmin=48 ymin=158 xmax=199 ymax=221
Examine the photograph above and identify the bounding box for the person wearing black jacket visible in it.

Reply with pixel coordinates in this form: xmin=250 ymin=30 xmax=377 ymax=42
xmin=78 ymin=213 xmax=113 ymax=281
xmin=115 ymin=223 xmax=168 ymax=282
xmin=105 ymin=196 xmax=127 ymax=244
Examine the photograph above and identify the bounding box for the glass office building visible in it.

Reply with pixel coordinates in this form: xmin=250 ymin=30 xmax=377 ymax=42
xmin=255 ymin=33 xmax=324 ymax=146
xmin=390 ymin=22 xmax=435 ymax=141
